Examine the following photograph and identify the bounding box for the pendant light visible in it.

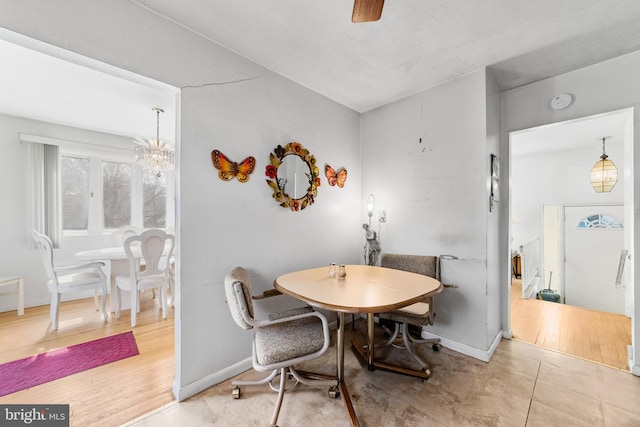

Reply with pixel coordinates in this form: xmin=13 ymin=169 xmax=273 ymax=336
xmin=590 ymin=137 xmax=617 ymax=193
xmin=134 ymin=107 xmax=174 ymax=177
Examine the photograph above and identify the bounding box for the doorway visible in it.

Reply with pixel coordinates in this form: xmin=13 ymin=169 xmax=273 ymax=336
xmin=509 ymin=108 xmax=633 ymax=369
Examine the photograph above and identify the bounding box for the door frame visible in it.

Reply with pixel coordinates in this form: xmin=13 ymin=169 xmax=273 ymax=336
xmin=507 ymin=107 xmax=635 ymax=371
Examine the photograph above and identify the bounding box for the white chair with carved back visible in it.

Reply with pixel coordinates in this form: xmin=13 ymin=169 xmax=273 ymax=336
xmin=225 ymin=267 xmax=334 ymax=427
xmin=32 ymin=229 xmax=108 ymax=330
xmin=115 ymin=229 xmax=174 ymax=327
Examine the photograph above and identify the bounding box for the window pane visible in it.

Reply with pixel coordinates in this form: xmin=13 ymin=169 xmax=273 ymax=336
xmin=143 ymin=170 xmax=167 ymax=228
xmin=61 ymin=156 xmax=90 ymax=230
xmin=102 ymin=161 xmax=131 ymax=228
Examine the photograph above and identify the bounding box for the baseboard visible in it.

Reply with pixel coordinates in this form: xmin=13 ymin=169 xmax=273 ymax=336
xmin=421 ymin=329 xmax=503 ymax=363
xmin=502 ymin=328 xmax=513 ymax=339
xmin=172 ymin=316 xmax=351 ymax=401
xmin=172 ymin=357 xmax=252 ymax=401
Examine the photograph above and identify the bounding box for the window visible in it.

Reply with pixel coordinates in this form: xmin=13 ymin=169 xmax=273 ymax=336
xmin=61 ymin=156 xmax=90 ymax=230
xmin=577 ymin=214 xmax=623 ymax=229
xmin=59 ymin=150 xmax=173 ymax=235
xmin=102 ymin=161 xmax=132 ymax=229
xmin=143 ymin=170 xmax=166 ymax=228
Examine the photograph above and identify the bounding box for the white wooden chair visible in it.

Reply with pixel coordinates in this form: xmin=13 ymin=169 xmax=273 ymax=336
xmin=115 ymin=229 xmax=174 ymax=327
xmin=32 ymin=230 xmax=108 ymax=330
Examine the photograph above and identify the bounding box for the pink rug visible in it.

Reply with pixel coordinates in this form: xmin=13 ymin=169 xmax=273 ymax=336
xmin=0 ymin=331 xmax=139 ymax=397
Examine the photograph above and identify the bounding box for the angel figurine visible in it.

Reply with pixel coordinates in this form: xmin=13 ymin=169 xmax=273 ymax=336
xmin=362 ymin=223 xmax=380 ymax=266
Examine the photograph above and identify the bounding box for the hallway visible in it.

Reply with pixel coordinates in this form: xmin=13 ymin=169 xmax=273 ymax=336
xmin=511 ymin=279 xmax=631 ymax=370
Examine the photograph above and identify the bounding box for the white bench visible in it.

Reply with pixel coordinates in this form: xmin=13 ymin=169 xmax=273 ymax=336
xmin=0 ymin=276 xmax=24 ymax=316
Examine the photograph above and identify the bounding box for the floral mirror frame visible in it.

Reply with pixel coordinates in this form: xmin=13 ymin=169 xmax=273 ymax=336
xmin=265 ymin=142 xmax=320 ymax=211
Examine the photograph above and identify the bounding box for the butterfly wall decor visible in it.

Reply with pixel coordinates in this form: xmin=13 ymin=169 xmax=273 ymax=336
xmin=325 ymin=164 xmax=348 ymax=188
xmin=211 ymin=150 xmax=256 ymax=183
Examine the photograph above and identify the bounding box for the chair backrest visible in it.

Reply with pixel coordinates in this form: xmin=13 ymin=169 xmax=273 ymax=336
xmin=31 ymin=230 xmax=57 ymax=290
xmin=112 ymin=225 xmax=142 ymax=246
xmin=123 ymin=229 xmax=174 ymax=278
xmin=224 ymin=267 xmax=255 ymax=330
xmin=381 ymin=254 xmax=438 ymax=279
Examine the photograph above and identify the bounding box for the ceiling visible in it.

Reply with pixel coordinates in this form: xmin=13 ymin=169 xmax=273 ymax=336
xmin=134 ymin=0 xmax=640 ymax=113
xmin=1 ymin=1 xmax=639 ymax=146
xmin=511 ymin=109 xmax=630 ymax=158
xmin=0 ymin=33 xmax=177 ymax=141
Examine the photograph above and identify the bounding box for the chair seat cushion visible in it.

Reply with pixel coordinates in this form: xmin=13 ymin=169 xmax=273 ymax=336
xmin=379 ymin=302 xmax=430 ymax=326
xmin=254 ymin=315 xmax=325 ymax=366
xmin=267 ymin=305 xmax=313 ymax=321
xmin=115 ymin=274 xmax=165 ymax=291
xmin=54 ymin=272 xmax=103 ymax=292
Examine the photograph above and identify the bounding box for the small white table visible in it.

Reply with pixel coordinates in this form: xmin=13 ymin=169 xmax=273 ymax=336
xmin=0 ymin=276 xmax=25 ymax=316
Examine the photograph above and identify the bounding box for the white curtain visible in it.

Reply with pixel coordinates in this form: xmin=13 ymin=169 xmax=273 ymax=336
xmin=29 ymin=142 xmax=61 ymax=247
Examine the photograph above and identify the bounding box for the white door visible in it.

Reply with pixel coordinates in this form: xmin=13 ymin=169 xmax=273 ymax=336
xmin=564 ymin=205 xmax=625 ymax=314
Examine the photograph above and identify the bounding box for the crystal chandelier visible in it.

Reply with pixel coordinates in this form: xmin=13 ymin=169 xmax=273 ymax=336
xmin=590 ymin=137 xmax=617 ymax=193
xmin=134 ymin=107 xmax=174 ymax=177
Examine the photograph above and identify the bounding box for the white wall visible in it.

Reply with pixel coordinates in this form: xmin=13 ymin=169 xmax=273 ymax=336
xmin=0 ymin=0 xmax=362 ymax=399
xmin=0 ymin=113 xmax=134 ymax=311
xmin=501 ymin=49 xmax=640 ymax=374
xmin=361 ymin=69 xmax=501 ymax=358
xmin=511 ymin=143 xmax=625 ymax=249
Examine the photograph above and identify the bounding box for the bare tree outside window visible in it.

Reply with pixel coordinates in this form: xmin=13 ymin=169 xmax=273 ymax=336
xmin=102 ymin=161 xmax=131 ymax=229
xmin=143 ymin=169 xmax=166 ymax=228
xmin=61 ymin=156 xmax=90 ymax=230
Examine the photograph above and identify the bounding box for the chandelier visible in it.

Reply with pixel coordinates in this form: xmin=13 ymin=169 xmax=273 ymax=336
xmin=134 ymin=107 xmax=174 ymax=177
xmin=590 ymin=137 xmax=617 ymax=193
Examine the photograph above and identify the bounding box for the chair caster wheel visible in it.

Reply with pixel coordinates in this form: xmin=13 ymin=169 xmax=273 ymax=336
xmin=328 ymin=386 xmax=340 ymax=399
xmin=432 ymin=343 xmax=440 ymax=351
xmin=232 ymin=386 xmax=241 ymax=399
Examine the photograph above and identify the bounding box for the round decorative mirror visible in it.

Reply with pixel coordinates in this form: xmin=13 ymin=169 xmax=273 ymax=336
xmin=265 ymin=142 xmax=320 ymax=211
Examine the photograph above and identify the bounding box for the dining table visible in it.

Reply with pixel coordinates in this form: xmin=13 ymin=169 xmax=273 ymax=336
xmin=75 ymin=244 xmax=173 ymax=312
xmin=274 ymin=264 xmax=442 ymax=426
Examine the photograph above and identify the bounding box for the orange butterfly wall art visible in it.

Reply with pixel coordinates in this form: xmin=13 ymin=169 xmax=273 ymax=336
xmin=211 ymin=150 xmax=256 ymax=183
xmin=325 ymin=164 xmax=347 ymax=188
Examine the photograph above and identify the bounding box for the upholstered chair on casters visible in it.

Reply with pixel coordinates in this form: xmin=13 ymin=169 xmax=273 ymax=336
xmin=224 ymin=267 xmax=335 ymax=427
xmin=377 ymin=254 xmax=443 ymax=377
xmin=32 ymin=230 xmax=108 ymax=330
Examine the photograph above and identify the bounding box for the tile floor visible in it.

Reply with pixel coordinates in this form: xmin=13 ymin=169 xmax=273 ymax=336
xmin=126 ymin=320 xmax=640 ymax=426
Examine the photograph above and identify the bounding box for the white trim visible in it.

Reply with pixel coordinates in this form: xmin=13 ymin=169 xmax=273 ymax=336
xmin=172 ymin=357 xmax=253 ymax=401
xmin=19 ymin=132 xmax=134 ymax=153
xmin=421 ymin=329 xmax=503 ymax=362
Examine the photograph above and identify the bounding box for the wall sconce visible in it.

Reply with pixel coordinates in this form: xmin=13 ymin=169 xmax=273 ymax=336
xmin=363 ymin=194 xmax=380 ymax=266
xmin=590 ymin=137 xmax=617 ymax=193
xmin=366 ymin=194 xmax=375 ymax=227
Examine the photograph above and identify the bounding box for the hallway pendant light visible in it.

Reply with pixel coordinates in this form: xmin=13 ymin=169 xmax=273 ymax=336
xmin=134 ymin=107 xmax=174 ymax=177
xmin=590 ymin=137 xmax=617 ymax=193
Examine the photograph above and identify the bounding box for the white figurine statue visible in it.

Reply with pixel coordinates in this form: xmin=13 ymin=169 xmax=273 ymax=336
xmin=362 ymin=223 xmax=380 ymax=266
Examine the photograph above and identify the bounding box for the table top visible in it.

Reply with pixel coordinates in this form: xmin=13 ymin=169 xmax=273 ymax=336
xmin=274 ymin=264 xmax=442 ymax=314
xmin=76 ymin=247 xmax=129 ymax=261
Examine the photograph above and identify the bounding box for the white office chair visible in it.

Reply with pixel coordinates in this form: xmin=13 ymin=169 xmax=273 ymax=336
xmin=225 ymin=267 xmax=334 ymax=427
xmin=115 ymin=229 xmax=174 ymax=327
xmin=32 ymin=229 xmax=108 ymax=330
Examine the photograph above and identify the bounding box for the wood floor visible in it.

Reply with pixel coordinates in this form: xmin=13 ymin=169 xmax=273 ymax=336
xmin=511 ymin=278 xmax=632 ymax=370
xmin=0 ymin=294 xmax=175 ymax=427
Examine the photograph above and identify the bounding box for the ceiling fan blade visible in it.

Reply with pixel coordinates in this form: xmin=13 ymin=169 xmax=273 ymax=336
xmin=352 ymin=0 xmax=385 ymax=23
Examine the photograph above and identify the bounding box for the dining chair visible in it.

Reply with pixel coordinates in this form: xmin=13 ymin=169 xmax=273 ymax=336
xmin=377 ymin=254 xmax=443 ymax=376
xmin=32 ymin=230 xmax=108 ymax=330
xmin=224 ymin=267 xmax=334 ymax=427
xmin=115 ymin=229 xmax=174 ymax=327
xmin=111 ymin=225 xmax=142 ymax=246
